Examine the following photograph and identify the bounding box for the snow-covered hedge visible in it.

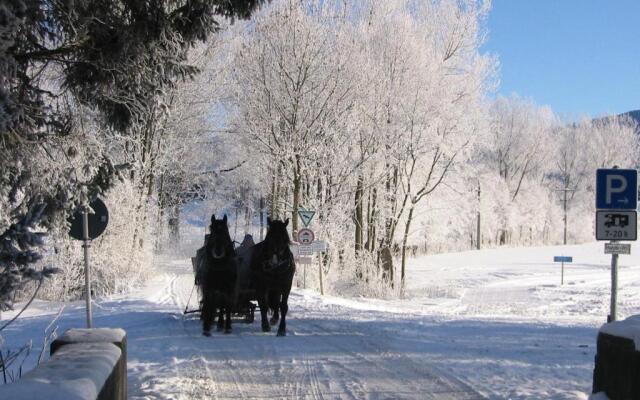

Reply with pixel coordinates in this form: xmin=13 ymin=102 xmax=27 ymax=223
xmin=39 ymin=181 xmax=154 ymax=301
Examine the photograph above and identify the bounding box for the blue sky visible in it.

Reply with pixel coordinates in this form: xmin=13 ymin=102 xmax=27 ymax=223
xmin=483 ymin=1 xmax=640 ymax=118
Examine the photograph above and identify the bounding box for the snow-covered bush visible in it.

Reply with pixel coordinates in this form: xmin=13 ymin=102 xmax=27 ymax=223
xmin=41 ymin=181 xmax=154 ymax=301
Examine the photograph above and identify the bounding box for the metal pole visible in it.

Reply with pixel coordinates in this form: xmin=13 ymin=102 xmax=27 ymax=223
xmin=303 ymin=264 xmax=306 ymax=289
xmin=82 ymin=208 xmax=93 ymax=328
xmin=609 ymin=250 xmax=619 ymax=322
xmin=608 ymin=165 xmax=620 ymax=323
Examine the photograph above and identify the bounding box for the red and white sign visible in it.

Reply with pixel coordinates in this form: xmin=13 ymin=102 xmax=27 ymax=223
xmin=297 ymin=228 xmax=315 ymax=244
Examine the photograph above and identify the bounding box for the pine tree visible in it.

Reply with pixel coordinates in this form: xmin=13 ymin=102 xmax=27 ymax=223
xmin=0 ymin=0 xmax=264 ymax=310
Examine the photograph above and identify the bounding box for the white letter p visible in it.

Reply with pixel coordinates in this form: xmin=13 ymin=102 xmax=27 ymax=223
xmin=606 ymin=175 xmax=627 ymax=204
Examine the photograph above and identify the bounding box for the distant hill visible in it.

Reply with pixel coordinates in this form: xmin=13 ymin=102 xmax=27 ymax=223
xmin=619 ymin=110 xmax=640 ymax=125
xmin=592 ymin=110 xmax=640 ymax=126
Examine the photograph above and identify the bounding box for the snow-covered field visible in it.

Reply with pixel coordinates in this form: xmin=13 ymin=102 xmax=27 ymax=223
xmin=3 ymin=242 xmax=639 ymax=399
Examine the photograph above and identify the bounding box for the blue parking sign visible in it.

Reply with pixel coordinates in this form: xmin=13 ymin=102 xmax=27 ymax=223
xmin=596 ymin=169 xmax=637 ymax=210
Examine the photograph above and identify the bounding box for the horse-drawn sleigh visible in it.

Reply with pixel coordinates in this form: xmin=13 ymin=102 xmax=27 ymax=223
xmin=186 ymin=232 xmax=257 ymax=323
xmin=185 ymin=214 xmax=296 ymax=337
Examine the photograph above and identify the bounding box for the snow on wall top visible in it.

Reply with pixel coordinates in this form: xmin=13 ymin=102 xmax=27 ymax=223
xmin=58 ymin=327 xmax=126 ymax=344
xmin=600 ymin=315 xmax=640 ymax=351
xmin=0 ymin=342 xmax=121 ymax=400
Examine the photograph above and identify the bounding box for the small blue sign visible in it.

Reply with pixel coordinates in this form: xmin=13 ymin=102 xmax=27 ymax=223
xmin=596 ymin=169 xmax=637 ymax=210
xmin=554 ymin=256 xmax=573 ymax=263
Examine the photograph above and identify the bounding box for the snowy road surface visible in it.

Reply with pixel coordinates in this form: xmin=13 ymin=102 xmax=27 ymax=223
xmin=5 ymin=242 xmax=640 ymax=399
xmin=126 ymin=259 xmax=483 ymax=399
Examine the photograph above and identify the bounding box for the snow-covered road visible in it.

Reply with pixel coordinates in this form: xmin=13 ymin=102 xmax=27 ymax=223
xmin=123 ymin=258 xmax=483 ymax=399
xmin=6 ymin=242 xmax=639 ymax=399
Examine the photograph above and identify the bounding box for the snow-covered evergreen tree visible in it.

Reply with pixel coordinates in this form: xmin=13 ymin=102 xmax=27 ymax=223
xmin=0 ymin=0 xmax=264 ymax=310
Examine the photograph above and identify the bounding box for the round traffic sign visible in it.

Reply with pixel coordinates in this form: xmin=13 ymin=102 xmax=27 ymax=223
xmin=68 ymin=198 xmax=109 ymax=240
xmin=297 ymin=228 xmax=315 ymax=244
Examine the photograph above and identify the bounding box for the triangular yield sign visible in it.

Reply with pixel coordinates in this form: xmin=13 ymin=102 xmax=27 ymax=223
xmin=298 ymin=209 xmax=316 ymax=227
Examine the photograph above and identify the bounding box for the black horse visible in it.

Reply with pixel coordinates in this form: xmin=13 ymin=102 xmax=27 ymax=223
xmin=250 ymin=217 xmax=296 ymax=336
xmin=200 ymin=214 xmax=237 ymax=336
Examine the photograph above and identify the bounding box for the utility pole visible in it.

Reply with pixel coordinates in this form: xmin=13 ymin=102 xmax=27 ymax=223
xmin=476 ymin=181 xmax=481 ymax=250
xmin=555 ymin=185 xmax=577 ymax=285
xmin=563 ymin=188 xmax=567 ymax=245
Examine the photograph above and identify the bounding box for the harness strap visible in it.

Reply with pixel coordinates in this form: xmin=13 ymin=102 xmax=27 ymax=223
xmin=262 ymin=255 xmax=294 ymax=276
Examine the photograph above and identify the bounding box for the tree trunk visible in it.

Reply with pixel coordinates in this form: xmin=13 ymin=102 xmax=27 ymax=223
xmin=244 ymin=204 xmax=250 ymax=234
xmin=383 ymin=164 xmax=400 ymax=250
xmin=259 ymin=197 xmax=265 ymax=241
xmin=366 ymin=187 xmax=377 ymax=253
xmin=271 ymin=165 xmax=279 ymax=218
xmin=168 ymin=205 xmax=180 ymax=242
xmin=400 ymin=204 xmax=415 ymax=294
xmin=292 ymin=155 xmax=302 ymax=234
xmin=154 ymin=174 xmax=166 ymax=251
xmin=354 ymin=174 xmax=364 ymax=255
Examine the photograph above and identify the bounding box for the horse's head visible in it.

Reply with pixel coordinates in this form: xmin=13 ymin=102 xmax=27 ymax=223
xmin=264 ymin=217 xmax=291 ymax=266
xmin=208 ymin=214 xmax=233 ymax=260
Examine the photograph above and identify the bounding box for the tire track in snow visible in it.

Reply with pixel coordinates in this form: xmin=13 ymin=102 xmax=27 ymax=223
xmin=129 ymin=259 xmax=485 ymax=399
xmin=302 ymin=293 xmax=487 ymax=398
xmin=295 ymin=310 xmax=483 ymax=400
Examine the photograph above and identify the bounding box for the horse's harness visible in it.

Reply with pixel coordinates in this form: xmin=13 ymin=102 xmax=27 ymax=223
xmin=261 ymin=250 xmax=294 ymax=276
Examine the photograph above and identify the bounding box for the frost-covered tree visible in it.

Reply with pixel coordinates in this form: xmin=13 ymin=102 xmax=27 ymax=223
xmin=224 ymin=0 xmax=495 ymax=294
xmin=340 ymin=0 xmax=494 ymax=289
xmin=231 ymin=0 xmax=355 ymax=233
xmin=487 ymin=95 xmax=556 ymax=200
xmin=547 ymin=115 xmax=640 ymax=243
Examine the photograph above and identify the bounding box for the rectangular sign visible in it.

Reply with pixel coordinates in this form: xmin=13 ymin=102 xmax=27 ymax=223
xmin=298 ymin=245 xmax=314 ymax=256
xmin=605 ymin=242 xmax=631 ymax=255
xmin=296 ymin=256 xmax=314 ymax=265
xmin=596 ymin=210 xmax=637 ymax=241
xmin=311 ymin=240 xmax=327 ymax=252
xmin=596 ymin=169 xmax=637 ymax=210
xmin=553 ymin=256 xmax=573 ymax=263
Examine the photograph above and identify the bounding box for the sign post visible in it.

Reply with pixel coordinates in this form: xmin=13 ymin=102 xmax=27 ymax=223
xmin=553 ymin=256 xmax=573 ymax=285
xmin=610 ymin=252 xmax=618 ymax=322
xmin=69 ymin=198 xmax=109 ymax=328
xmin=595 ymin=168 xmax=637 ymax=322
xmin=290 ymin=237 xmax=328 ymax=293
xmin=82 ymin=208 xmax=92 ymax=328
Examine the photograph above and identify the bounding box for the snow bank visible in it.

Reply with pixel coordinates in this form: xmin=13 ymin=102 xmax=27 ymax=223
xmin=56 ymin=328 xmax=126 ymax=345
xmin=0 ymin=342 xmax=121 ymax=400
xmin=600 ymin=315 xmax=640 ymax=351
